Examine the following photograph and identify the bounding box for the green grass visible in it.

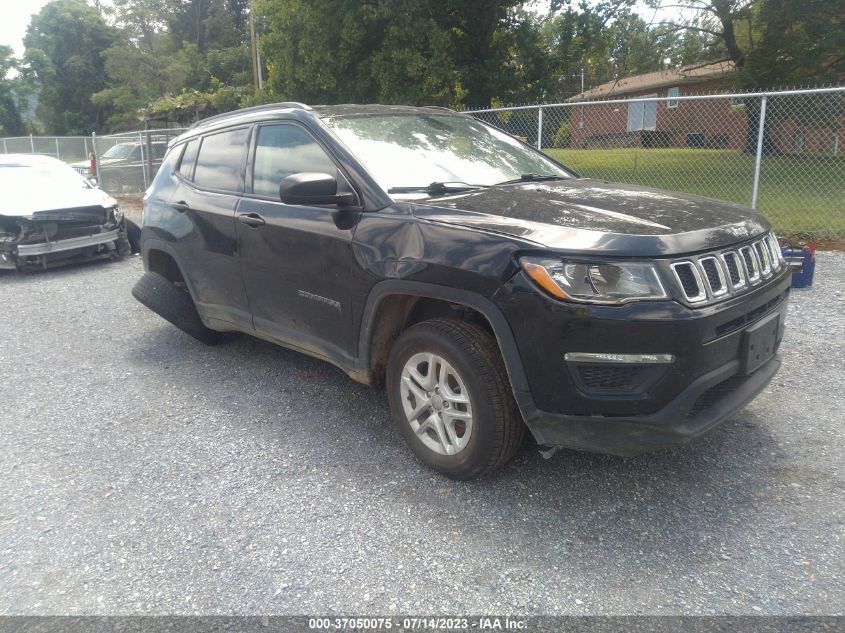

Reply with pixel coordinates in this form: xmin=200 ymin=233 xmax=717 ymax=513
xmin=545 ymin=148 xmax=845 ymax=240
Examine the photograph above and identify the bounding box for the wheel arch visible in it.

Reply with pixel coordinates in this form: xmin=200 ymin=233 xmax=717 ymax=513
xmin=358 ymin=281 xmax=532 ymax=399
xmin=141 ymin=238 xmax=198 ymax=301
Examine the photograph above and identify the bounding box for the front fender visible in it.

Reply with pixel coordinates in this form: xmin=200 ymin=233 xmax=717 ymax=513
xmin=358 ymin=279 xmax=532 ymax=399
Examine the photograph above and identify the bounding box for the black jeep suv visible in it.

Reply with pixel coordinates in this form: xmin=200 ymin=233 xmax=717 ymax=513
xmin=133 ymin=102 xmax=790 ymax=479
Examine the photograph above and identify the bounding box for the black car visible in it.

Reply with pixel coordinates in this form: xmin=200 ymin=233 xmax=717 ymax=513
xmin=1 ymin=154 xmax=132 ymax=271
xmin=132 ymin=103 xmax=790 ymax=479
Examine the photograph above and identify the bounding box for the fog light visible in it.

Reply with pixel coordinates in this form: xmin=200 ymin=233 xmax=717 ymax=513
xmin=564 ymin=352 xmax=675 ymax=364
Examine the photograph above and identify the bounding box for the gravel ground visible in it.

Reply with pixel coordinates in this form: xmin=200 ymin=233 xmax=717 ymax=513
xmin=0 ymin=252 xmax=843 ymax=616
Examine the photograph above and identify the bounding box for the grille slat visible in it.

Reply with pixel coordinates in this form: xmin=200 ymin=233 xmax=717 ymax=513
xmin=721 ymin=252 xmax=745 ymax=289
xmin=754 ymin=241 xmax=772 ymax=277
xmin=671 ymin=262 xmax=705 ymax=302
xmin=699 ymin=257 xmax=727 ymax=296
xmin=739 ymin=246 xmax=762 ymax=284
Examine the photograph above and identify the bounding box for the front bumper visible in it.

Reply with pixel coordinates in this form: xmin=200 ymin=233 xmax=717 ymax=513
xmin=520 ymin=354 xmax=780 ymax=455
xmin=497 ymin=266 xmax=791 ymax=455
xmin=15 ymin=229 xmax=121 ymax=256
xmin=2 ymin=226 xmax=128 ymax=271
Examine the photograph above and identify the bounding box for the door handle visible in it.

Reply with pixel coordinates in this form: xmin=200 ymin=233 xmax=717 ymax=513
xmin=238 ymin=212 xmax=266 ymax=227
xmin=170 ymin=200 xmax=190 ymax=212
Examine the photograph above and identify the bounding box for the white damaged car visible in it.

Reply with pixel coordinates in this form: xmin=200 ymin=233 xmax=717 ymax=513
xmin=0 ymin=154 xmax=133 ymax=272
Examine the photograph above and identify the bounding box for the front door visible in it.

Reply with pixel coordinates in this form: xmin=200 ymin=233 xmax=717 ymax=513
xmin=235 ymin=122 xmax=363 ymax=361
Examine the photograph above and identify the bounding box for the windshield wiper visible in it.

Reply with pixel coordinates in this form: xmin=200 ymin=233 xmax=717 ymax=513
xmin=494 ymin=174 xmax=568 ymax=186
xmin=387 ymin=181 xmax=485 ymax=196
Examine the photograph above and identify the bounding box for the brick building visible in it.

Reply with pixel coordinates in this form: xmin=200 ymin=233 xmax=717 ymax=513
xmin=565 ymin=61 xmax=842 ymax=155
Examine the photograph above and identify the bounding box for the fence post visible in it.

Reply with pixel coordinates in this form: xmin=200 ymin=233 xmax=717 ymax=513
xmin=537 ymin=106 xmax=544 ymax=149
xmin=751 ymin=95 xmax=767 ymax=211
xmin=2 ymin=139 xmax=6 ymax=154
xmin=55 ymin=137 xmax=60 ymax=159
xmin=92 ymin=132 xmax=102 ymax=185
xmin=144 ymin=130 xmax=154 ymax=187
xmin=138 ymin=131 xmax=147 ymax=190
xmin=29 ymin=134 xmax=35 ymax=153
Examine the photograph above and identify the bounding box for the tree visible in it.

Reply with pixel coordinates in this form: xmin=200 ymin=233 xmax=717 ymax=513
xmin=167 ymin=0 xmax=250 ymax=90
xmin=742 ymin=0 xmax=844 ymax=87
xmin=256 ymin=0 xmax=551 ymax=108
xmin=648 ymin=0 xmax=844 ymax=86
xmin=93 ymin=0 xmax=252 ymax=128
xmin=438 ymin=0 xmax=525 ymax=108
xmin=256 ymin=0 xmax=460 ymax=106
xmin=22 ymin=0 xmax=117 ymax=134
xmin=0 ymin=46 xmax=25 ymax=136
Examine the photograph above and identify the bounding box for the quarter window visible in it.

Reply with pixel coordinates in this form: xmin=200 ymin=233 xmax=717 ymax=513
xmin=252 ymin=124 xmax=337 ymax=198
xmin=177 ymin=139 xmax=199 ymax=180
xmin=193 ymin=128 xmax=250 ymax=192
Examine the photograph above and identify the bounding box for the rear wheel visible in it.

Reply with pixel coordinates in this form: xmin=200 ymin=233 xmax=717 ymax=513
xmin=386 ymin=318 xmax=524 ymax=479
xmin=132 ymin=271 xmax=222 ymax=345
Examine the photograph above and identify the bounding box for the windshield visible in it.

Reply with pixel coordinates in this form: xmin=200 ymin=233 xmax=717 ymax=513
xmin=102 ymin=144 xmax=136 ymax=159
xmin=323 ymin=113 xmax=572 ymax=196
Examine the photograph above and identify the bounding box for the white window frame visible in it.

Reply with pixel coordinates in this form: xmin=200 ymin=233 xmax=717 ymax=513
xmin=667 ymin=87 xmax=679 ymax=108
xmin=627 ymin=95 xmax=658 ymax=132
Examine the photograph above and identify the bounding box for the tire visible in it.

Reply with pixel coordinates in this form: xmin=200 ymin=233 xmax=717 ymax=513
xmin=115 ymin=236 xmax=131 ymax=258
xmin=125 ymin=218 xmax=141 ymax=254
xmin=386 ymin=318 xmax=525 ymax=479
xmin=131 ymin=271 xmax=222 ymax=345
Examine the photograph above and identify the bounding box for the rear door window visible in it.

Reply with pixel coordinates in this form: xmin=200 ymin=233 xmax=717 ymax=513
xmin=193 ymin=127 xmax=250 ymax=192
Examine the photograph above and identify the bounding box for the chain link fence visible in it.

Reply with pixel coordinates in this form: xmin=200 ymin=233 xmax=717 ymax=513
xmin=3 ymin=89 xmax=843 ymax=240
xmin=468 ymin=86 xmax=845 ymax=241
xmin=1 ymin=128 xmax=188 ymax=196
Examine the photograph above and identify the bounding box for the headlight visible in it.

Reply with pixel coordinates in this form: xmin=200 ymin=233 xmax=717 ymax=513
xmin=520 ymin=256 xmax=668 ymax=304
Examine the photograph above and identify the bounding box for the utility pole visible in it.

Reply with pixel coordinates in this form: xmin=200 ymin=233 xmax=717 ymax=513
xmin=248 ymin=0 xmax=263 ymax=91
xmin=579 ymin=67 xmax=585 ymax=129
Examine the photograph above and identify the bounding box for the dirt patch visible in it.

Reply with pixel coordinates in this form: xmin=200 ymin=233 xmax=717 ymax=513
xmin=114 ymin=194 xmax=143 ymax=221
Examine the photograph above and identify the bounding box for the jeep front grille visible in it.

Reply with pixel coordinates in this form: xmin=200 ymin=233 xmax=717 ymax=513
xmin=670 ymin=234 xmax=784 ymax=304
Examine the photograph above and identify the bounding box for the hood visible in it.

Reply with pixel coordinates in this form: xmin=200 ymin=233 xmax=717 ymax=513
xmin=1 ymin=186 xmax=118 ymax=220
xmin=411 ymin=179 xmax=768 ymax=257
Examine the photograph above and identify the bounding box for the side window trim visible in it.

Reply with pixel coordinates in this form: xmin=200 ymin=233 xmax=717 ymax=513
xmin=174 ymin=140 xmax=197 ymax=182
xmin=244 ymin=120 xmax=356 ymax=202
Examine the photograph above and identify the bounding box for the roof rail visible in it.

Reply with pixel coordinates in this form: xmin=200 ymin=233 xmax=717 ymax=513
xmin=423 ymin=106 xmax=458 ymax=113
xmin=189 ymin=102 xmax=312 ymax=129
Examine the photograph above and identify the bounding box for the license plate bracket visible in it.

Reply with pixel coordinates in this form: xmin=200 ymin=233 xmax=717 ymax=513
xmin=741 ymin=312 xmax=780 ymax=375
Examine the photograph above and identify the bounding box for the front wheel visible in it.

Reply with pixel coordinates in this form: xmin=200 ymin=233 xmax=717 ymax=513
xmin=386 ymin=318 xmax=525 ymax=479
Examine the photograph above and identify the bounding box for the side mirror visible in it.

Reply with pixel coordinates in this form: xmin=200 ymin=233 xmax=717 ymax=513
xmin=88 ymin=177 xmax=98 ymax=187
xmin=279 ymin=172 xmax=356 ymax=206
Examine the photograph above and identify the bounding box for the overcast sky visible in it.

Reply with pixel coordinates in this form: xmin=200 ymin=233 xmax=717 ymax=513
xmin=1 ymin=0 xmax=53 ymax=57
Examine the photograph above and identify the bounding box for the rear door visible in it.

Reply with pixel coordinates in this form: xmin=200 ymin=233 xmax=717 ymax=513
xmin=235 ymin=122 xmax=363 ymax=360
xmin=170 ymin=127 xmax=253 ymax=331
